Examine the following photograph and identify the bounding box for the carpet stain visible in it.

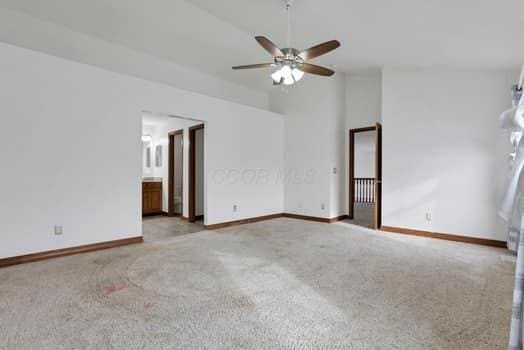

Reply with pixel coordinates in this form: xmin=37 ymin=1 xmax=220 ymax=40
xmin=101 ymin=283 xmax=127 ymax=296
xmin=230 ymin=295 xmax=256 ymax=309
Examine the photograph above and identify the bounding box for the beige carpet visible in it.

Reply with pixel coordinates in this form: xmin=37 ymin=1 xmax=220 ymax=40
xmin=0 ymin=218 xmax=514 ymax=349
xmin=142 ymin=215 xmax=204 ymax=242
xmin=347 ymin=202 xmax=375 ymax=228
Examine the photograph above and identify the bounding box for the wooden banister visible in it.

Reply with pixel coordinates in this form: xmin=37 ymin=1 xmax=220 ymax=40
xmin=353 ymin=178 xmax=376 ymax=203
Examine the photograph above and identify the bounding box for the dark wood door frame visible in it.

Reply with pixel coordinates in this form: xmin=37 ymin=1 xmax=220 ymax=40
xmin=168 ymin=129 xmax=184 ymax=217
xmin=375 ymin=122 xmax=383 ymax=229
xmin=349 ymin=124 xmax=383 ymax=229
xmin=188 ymin=123 xmax=205 ymax=223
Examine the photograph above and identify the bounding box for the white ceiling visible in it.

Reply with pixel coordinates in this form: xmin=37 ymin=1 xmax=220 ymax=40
xmin=189 ymin=0 xmax=524 ymax=69
xmin=1 ymin=0 xmax=522 ymax=91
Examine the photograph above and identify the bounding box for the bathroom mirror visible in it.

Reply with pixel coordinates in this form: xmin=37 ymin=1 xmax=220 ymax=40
xmin=142 ymin=135 xmax=153 ymax=176
xmin=146 ymin=146 xmax=151 ymax=168
xmin=155 ymin=145 xmax=162 ymax=167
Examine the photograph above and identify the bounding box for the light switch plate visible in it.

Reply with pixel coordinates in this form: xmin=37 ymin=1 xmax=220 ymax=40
xmin=54 ymin=225 xmax=63 ymax=235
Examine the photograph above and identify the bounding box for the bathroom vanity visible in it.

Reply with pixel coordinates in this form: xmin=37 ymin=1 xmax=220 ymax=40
xmin=142 ymin=178 xmax=163 ymax=216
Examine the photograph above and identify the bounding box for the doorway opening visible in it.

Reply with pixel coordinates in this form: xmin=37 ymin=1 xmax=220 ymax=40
xmin=168 ymin=130 xmax=183 ymax=217
xmin=141 ymin=112 xmax=206 ymax=241
xmin=348 ymin=123 xmax=382 ymax=229
xmin=188 ymin=124 xmax=204 ymax=224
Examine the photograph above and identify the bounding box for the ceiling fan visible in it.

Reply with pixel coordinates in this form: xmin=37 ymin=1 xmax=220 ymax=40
xmin=232 ymin=0 xmax=340 ymax=86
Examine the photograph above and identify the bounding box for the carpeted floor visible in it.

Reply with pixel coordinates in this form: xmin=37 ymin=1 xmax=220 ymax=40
xmin=142 ymin=215 xmax=204 ymax=242
xmin=346 ymin=202 xmax=375 ymax=228
xmin=0 ymin=218 xmax=514 ymax=349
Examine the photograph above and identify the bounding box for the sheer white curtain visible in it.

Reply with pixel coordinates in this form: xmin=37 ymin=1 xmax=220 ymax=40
xmin=500 ymin=84 xmax=524 ymax=350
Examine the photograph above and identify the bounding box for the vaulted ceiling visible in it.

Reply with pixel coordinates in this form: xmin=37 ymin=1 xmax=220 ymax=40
xmin=0 ymin=0 xmax=522 ymax=91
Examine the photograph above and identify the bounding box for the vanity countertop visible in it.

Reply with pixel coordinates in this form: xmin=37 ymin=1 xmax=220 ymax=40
xmin=142 ymin=177 xmax=162 ymax=183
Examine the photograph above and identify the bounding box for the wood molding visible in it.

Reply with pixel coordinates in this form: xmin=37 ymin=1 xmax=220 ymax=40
xmin=142 ymin=211 xmax=164 ymax=217
xmin=351 ymin=126 xmax=376 ymax=133
xmin=381 ymin=226 xmax=506 ymax=248
xmin=0 ymin=236 xmax=143 ymax=268
xmin=374 ymin=122 xmax=383 ymax=229
xmin=205 ymin=213 xmax=349 ymax=230
xmin=349 ymin=129 xmax=355 ymax=220
xmin=205 ymin=214 xmax=284 ymax=229
xmin=349 ymin=124 xmax=382 ymax=229
xmin=168 ymin=129 xmax=183 ymax=217
xmin=283 ymin=213 xmax=348 ymax=223
xmin=283 ymin=213 xmax=330 ymax=223
xmin=188 ymin=123 xmax=205 ymax=223
xmin=328 ymin=215 xmax=349 ymax=223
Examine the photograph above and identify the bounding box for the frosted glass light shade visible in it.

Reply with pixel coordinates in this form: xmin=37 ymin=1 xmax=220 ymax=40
xmin=292 ymin=68 xmax=304 ymax=82
xmin=271 ymin=65 xmax=302 ymax=86
xmin=283 ymin=75 xmax=294 ymax=85
xmin=271 ymin=69 xmax=283 ymax=83
xmin=281 ymin=65 xmax=292 ymax=79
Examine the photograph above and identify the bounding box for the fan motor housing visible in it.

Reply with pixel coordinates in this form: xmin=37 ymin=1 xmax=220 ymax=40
xmin=275 ymin=48 xmax=303 ymax=66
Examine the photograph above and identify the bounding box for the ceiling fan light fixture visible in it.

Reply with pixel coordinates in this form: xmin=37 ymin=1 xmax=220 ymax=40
xmin=292 ymin=68 xmax=304 ymax=82
xmin=231 ymin=1 xmax=340 ymax=87
xmin=280 ymin=65 xmax=292 ymax=79
xmin=271 ymin=69 xmax=283 ymax=83
xmin=283 ymin=75 xmax=294 ymax=85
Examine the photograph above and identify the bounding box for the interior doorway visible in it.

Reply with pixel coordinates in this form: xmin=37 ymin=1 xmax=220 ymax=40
xmin=348 ymin=123 xmax=382 ymax=229
xmin=141 ymin=112 xmax=206 ymax=242
xmin=168 ymin=129 xmax=183 ymax=217
xmin=188 ymin=124 xmax=204 ymax=223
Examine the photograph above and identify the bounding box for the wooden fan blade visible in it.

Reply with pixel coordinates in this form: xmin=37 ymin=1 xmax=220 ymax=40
xmin=298 ymin=63 xmax=335 ymax=76
xmin=232 ymin=63 xmax=273 ymax=70
xmin=255 ymin=36 xmax=284 ymax=57
xmin=298 ymin=40 xmax=340 ymax=61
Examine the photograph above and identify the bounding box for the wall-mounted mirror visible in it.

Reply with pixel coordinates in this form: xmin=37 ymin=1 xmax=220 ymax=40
xmin=142 ymin=135 xmax=153 ymax=176
xmin=155 ymin=145 xmax=162 ymax=167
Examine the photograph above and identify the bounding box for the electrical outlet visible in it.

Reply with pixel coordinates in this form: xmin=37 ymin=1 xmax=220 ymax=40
xmin=425 ymin=212 xmax=432 ymax=221
xmin=233 ymin=205 xmax=238 ymax=212
xmin=321 ymin=203 xmax=325 ymax=210
xmin=333 ymin=167 xmax=337 ymax=174
xmin=54 ymin=225 xmax=63 ymax=235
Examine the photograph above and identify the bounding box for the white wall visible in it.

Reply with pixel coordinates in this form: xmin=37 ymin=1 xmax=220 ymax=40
xmin=270 ymin=75 xmax=346 ymax=218
xmin=0 ymin=42 xmax=284 ymax=259
xmin=355 ymin=131 xmax=376 ymax=178
xmin=0 ymin=7 xmax=269 ymax=110
xmin=345 ymin=71 xmax=383 ymax=130
xmin=381 ymin=68 xmax=515 ymax=240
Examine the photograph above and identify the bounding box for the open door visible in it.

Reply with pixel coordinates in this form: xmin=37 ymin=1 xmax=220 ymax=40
xmin=348 ymin=124 xmax=382 ymax=229
xmin=374 ymin=122 xmax=382 ymax=229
